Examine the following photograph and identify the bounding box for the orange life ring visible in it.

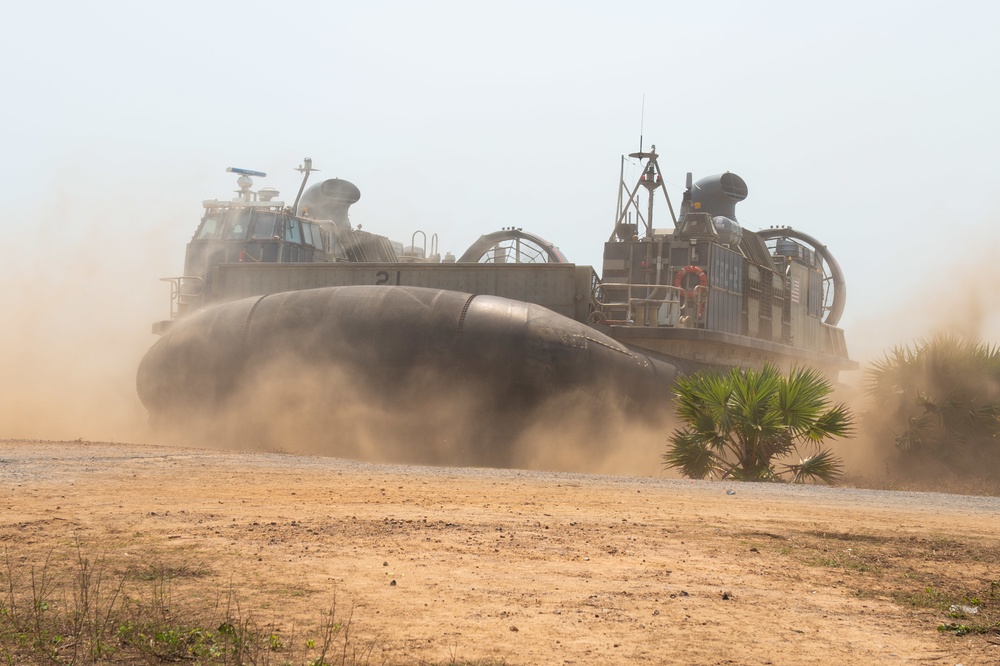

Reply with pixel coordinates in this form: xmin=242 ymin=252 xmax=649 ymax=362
xmin=674 ymin=265 xmax=708 ymax=300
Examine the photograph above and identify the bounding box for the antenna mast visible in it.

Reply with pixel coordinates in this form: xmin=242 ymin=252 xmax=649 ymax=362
xmin=638 ymin=93 xmax=645 ymax=155
xmin=292 ymin=158 xmax=320 ymax=213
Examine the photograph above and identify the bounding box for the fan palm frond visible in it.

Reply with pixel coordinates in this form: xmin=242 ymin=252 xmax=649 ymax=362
xmin=662 ymin=429 xmax=723 ymax=479
xmin=784 ymin=449 xmax=844 ymax=485
xmin=866 ymin=335 xmax=1000 ymax=480
xmin=665 ymin=365 xmax=854 ymax=485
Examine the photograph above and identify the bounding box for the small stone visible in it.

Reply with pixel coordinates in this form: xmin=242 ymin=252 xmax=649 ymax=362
xmin=509 ymin=625 xmax=518 ymax=632
xmin=390 ymin=579 xmax=397 ymax=586
xmin=652 ymin=610 xmax=660 ymax=616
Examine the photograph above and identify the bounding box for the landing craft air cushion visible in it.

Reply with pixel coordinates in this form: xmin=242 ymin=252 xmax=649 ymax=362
xmin=137 ymin=149 xmax=855 ymax=463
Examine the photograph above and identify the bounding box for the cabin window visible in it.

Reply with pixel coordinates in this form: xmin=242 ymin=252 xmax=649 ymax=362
xmin=301 ymin=221 xmax=314 ymax=247
xmin=224 ymin=211 xmax=251 ymax=240
xmin=308 ymin=223 xmax=325 ymax=250
xmin=195 ymin=214 xmax=224 ymax=239
xmin=285 ymin=218 xmax=302 ymax=244
xmin=250 ymin=213 xmax=279 ymax=240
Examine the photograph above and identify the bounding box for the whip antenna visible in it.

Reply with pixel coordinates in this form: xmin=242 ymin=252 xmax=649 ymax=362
xmin=639 ymin=93 xmax=645 ymax=155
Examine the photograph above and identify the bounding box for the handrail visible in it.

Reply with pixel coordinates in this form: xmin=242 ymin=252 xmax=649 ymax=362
xmin=593 ymin=281 xmax=711 ymax=327
xmin=159 ymin=276 xmax=205 ymax=320
xmin=410 ymin=230 xmax=426 ymax=258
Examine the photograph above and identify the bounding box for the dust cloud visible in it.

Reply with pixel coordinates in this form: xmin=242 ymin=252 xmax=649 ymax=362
xmin=0 ymin=188 xmax=183 ymax=443
xmin=4 ymin=175 xmax=997 ymax=486
xmin=0 ymin=176 xmax=674 ymax=476
xmin=836 ymin=238 xmax=1000 ymax=489
xmin=147 ymin=350 xmax=680 ymax=477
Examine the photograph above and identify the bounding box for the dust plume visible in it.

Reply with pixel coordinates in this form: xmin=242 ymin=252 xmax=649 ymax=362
xmin=846 ymin=232 xmax=1000 ymax=363
xmin=505 ymin=392 xmax=678 ymax=476
xmin=837 ymin=238 xmax=1000 ymax=491
xmin=147 ymin=348 xmax=679 ymax=476
xmin=0 ymin=186 xmax=184 ymax=442
xmin=8 ymin=174 xmax=994 ymax=485
xmin=0 ymin=172 xmax=674 ymax=475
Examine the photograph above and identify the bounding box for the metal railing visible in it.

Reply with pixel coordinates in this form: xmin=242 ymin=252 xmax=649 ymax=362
xmin=593 ymin=282 xmax=703 ymax=327
xmin=160 ymin=276 xmax=205 ymax=320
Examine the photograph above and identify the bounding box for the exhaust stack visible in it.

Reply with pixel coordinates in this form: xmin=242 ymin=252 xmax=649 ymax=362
xmin=689 ymin=172 xmax=748 ymax=221
xmin=296 ymin=178 xmax=362 ymax=231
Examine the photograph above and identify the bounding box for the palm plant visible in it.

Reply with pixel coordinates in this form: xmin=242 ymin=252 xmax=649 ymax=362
xmin=866 ymin=336 xmax=1000 ymax=479
xmin=663 ymin=365 xmax=854 ymax=484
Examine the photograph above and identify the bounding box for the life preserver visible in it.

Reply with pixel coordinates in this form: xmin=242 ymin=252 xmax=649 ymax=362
xmin=674 ymin=265 xmax=708 ymax=300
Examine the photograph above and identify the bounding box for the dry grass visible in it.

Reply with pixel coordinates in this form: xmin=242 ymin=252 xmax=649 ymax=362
xmin=0 ymin=539 xmax=374 ymax=665
xmin=778 ymin=529 xmax=1000 ymax=637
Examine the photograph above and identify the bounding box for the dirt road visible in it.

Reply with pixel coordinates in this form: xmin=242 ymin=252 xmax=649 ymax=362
xmin=2 ymin=439 xmax=999 ymax=664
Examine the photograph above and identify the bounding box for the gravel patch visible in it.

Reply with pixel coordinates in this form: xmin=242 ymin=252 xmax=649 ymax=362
xmin=3 ymin=438 xmax=998 ymax=516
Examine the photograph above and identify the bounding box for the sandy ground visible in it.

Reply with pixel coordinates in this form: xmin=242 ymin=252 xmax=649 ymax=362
xmin=2 ymin=439 xmax=999 ymax=665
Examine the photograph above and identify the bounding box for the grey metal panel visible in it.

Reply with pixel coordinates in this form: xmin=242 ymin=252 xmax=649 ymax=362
xmin=785 ymin=267 xmax=823 ymax=350
xmin=601 ymin=242 xmax=636 ymax=319
xmin=804 ymin=315 xmax=820 ymax=350
xmin=706 ymin=291 xmax=741 ymax=334
xmin=746 ymin=263 xmax=760 ymax=339
xmin=603 ymin=259 xmax=627 ymax=272
xmin=213 ymin=263 xmax=588 ymax=320
xmin=706 ymin=245 xmax=743 ymax=334
xmin=807 ymin=267 xmax=823 ymax=318
xmin=669 ymin=246 xmax=690 ymax=268
xmin=708 ymin=244 xmax=742 ymax=294
xmin=629 ymin=242 xmax=652 ymax=285
xmin=771 ymin=273 xmax=785 ymax=342
xmin=607 ymin=325 xmax=860 ymax=374
xmin=787 ymin=263 xmax=816 ymax=350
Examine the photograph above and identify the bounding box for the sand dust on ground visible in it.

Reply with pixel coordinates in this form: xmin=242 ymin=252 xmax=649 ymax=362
xmin=2 ymin=439 xmax=999 ymax=665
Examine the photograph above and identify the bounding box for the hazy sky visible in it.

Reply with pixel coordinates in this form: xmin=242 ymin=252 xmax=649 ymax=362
xmin=1 ymin=0 xmax=998 ymax=437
